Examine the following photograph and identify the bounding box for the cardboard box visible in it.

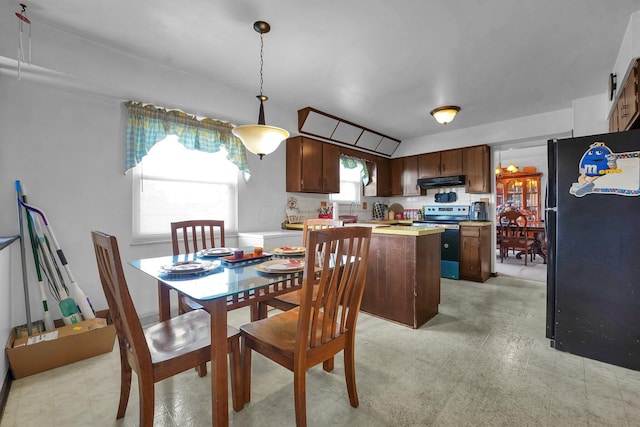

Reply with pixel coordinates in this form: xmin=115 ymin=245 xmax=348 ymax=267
xmin=6 ymin=312 xmax=116 ymax=379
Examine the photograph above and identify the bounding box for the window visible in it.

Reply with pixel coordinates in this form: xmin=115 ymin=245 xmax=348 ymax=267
xmin=330 ymin=161 xmax=363 ymax=203
xmin=132 ymin=136 xmax=238 ymax=243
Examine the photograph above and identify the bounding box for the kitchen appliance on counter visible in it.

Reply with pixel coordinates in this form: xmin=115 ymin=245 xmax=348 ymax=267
xmin=470 ymin=201 xmax=488 ymax=221
xmin=547 ymin=130 xmax=640 ymax=370
xmin=372 ymin=201 xmax=387 ymax=219
xmin=413 ymin=205 xmax=470 ymax=279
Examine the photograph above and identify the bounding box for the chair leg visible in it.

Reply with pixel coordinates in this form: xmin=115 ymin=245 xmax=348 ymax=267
xmin=322 ymin=357 xmax=334 ymax=372
xmin=242 ymin=339 xmax=252 ymax=404
xmin=229 ymin=336 xmax=244 ymax=412
xmin=344 ymin=338 xmax=359 ymax=408
xmin=138 ymin=378 xmax=155 ymax=427
xmin=196 ymin=362 xmax=207 ymax=377
xmin=116 ymin=355 xmax=132 ymax=419
xmin=293 ymin=366 xmax=307 ymax=427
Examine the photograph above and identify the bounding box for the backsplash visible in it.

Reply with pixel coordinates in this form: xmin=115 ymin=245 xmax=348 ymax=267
xmin=287 ymin=186 xmax=492 ymax=222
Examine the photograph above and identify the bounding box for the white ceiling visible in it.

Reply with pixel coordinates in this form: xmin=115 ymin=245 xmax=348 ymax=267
xmin=2 ymin=0 xmax=640 ymax=142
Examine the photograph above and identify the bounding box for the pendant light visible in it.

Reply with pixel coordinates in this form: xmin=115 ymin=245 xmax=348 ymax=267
xmin=430 ymin=105 xmax=460 ymax=125
xmin=232 ymin=21 xmax=289 ymax=159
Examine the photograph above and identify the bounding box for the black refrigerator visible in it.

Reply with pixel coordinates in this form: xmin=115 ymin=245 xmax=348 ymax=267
xmin=547 ymin=129 xmax=640 ymax=370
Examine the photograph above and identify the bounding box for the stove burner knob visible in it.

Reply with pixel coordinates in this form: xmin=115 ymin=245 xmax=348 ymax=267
xmin=443 ymin=243 xmax=449 ymax=249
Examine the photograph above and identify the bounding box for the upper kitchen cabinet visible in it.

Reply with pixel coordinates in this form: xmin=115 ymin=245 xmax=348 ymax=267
xmin=610 ymin=59 xmax=639 ymax=132
xmin=390 ymin=156 xmax=421 ymax=196
xmin=390 ymin=158 xmax=404 ymax=196
xmin=402 ymin=155 xmax=421 ymax=196
xmin=418 ymin=149 xmax=463 ymax=178
xmin=286 ymin=136 xmax=340 ymax=194
xmin=463 ymin=145 xmax=491 ymax=193
xmin=364 ymin=158 xmax=392 ymax=197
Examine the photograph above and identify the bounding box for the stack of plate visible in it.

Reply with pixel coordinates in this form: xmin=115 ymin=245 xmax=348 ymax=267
xmin=160 ymin=260 xmax=219 ymax=275
xmin=272 ymin=246 xmax=305 ymax=255
xmin=196 ymin=248 xmax=233 ymax=258
xmin=255 ymin=259 xmax=305 ymax=274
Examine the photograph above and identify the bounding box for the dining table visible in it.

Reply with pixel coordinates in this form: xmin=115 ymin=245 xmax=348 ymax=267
xmin=128 ymin=248 xmax=305 ymax=426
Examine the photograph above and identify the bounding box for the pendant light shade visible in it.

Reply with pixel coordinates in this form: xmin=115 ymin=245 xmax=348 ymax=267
xmin=232 ymin=21 xmax=289 ymax=159
xmin=506 ymin=163 xmax=519 ymax=173
xmin=430 ymin=105 xmax=460 ymax=125
xmin=232 ymin=123 xmax=289 ymax=158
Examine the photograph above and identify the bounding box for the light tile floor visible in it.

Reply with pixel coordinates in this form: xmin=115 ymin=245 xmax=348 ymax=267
xmin=3 ymin=276 xmax=640 ymax=426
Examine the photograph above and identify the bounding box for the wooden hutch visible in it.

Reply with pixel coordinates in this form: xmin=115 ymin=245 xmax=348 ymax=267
xmin=495 ymin=168 xmax=542 ymax=222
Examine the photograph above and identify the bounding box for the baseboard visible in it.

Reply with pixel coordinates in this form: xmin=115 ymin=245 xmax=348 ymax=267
xmin=0 ymin=369 xmax=13 ymax=421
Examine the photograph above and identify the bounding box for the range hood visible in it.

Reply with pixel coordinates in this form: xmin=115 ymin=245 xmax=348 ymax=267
xmin=417 ymin=175 xmax=466 ymax=188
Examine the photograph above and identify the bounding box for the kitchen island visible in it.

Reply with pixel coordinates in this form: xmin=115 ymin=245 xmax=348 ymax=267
xmin=361 ymin=226 xmax=443 ymax=329
xmin=283 ymin=223 xmax=444 ymax=328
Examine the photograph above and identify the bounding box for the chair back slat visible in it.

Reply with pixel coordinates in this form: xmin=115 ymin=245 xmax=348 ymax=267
xmin=171 ymin=220 xmax=225 ymax=255
xmin=299 ymin=227 xmax=371 ymax=352
xmin=302 ymin=218 xmax=343 ymax=246
xmin=91 ymin=231 xmax=152 ymax=371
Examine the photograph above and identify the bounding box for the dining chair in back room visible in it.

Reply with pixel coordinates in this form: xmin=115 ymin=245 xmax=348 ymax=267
xmin=240 ymin=226 xmax=372 ymax=427
xmin=90 ymin=231 xmax=243 ymax=426
xmin=498 ymin=210 xmax=534 ymax=265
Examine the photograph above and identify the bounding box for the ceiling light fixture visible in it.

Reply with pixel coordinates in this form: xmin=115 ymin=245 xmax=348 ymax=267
xmin=430 ymin=105 xmax=460 ymax=125
xmin=232 ymin=21 xmax=289 ymax=160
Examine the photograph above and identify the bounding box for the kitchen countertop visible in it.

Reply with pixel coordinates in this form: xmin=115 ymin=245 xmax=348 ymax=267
xmin=284 ymin=219 xmax=414 ymax=231
xmin=459 ymin=221 xmax=493 ymax=226
xmin=284 ymin=223 xmax=443 ymax=237
xmin=369 ymin=225 xmax=444 ymax=236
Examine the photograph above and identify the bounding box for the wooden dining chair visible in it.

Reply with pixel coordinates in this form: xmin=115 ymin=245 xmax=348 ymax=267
xmin=498 ymin=210 xmax=534 ymax=265
xmin=91 ymin=231 xmax=243 ymax=426
xmin=171 ymin=220 xmax=225 ymax=315
xmin=254 ymin=218 xmax=344 ymax=320
xmin=240 ymin=226 xmax=372 ymax=427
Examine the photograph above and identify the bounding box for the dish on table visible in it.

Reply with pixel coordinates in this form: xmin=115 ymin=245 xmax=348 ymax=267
xmin=272 ymin=246 xmax=306 ymax=255
xmin=196 ymin=248 xmax=233 ymax=258
xmin=255 ymin=258 xmax=305 ymax=274
xmin=160 ymin=260 xmax=218 ymax=275
xmin=222 ymin=252 xmax=272 ymax=264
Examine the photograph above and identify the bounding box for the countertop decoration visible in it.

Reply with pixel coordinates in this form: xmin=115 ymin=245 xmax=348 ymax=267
xmin=286 ymin=196 xmax=303 ymax=224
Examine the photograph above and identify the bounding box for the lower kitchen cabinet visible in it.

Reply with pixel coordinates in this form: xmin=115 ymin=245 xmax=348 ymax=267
xmin=361 ymin=231 xmax=442 ymax=328
xmin=459 ymin=223 xmax=491 ymax=282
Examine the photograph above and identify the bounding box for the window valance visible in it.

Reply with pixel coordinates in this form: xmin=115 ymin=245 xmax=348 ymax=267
xmin=124 ymin=101 xmax=250 ymax=180
xmin=340 ymin=155 xmax=370 ymax=185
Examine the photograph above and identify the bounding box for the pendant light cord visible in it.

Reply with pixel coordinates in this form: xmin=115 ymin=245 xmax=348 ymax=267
xmin=259 ymin=32 xmax=264 ymax=98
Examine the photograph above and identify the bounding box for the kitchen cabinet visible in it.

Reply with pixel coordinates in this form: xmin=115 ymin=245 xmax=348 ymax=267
xmin=460 ymin=224 xmax=491 ymax=283
xmin=364 ymin=158 xmax=392 ymax=197
xmin=390 ymin=158 xmax=404 ymax=195
xmin=463 ymin=145 xmax=491 ymax=193
xmin=286 ymin=136 xmax=340 ymax=193
xmin=361 ymin=231 xmax=442 ymax=328
xmin=496 ymin=172 xmax=542 ymax=221
xmin=390 ymin=156 xmax=422 ymax=196
xmin=418 ymin=149 xmax=463 ymax=178
xmin=610 ymin=59 xmax=639 ymax=132
xmin=402 ymin=155 xmax=421 ymax=195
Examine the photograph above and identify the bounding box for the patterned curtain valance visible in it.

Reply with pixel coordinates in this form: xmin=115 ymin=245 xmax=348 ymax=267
xmin=340 ymin=154 xmax=370 ymax=185
xmin=124 ymin=101 xmax=250 ymax=181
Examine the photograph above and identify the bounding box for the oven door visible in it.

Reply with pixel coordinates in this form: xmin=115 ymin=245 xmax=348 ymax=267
xmin=413 ymin=221 xmax=461 ymax=279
